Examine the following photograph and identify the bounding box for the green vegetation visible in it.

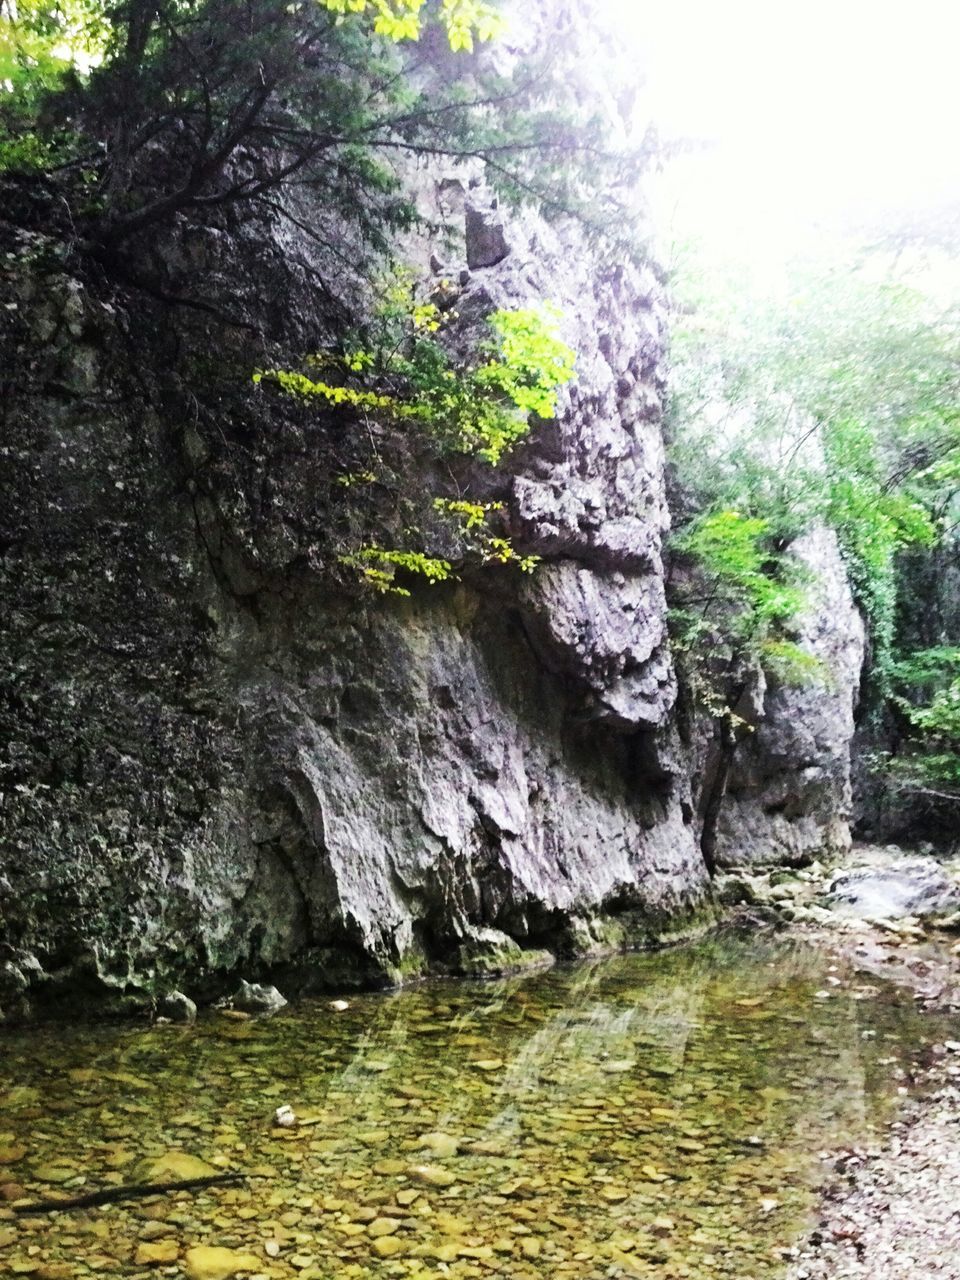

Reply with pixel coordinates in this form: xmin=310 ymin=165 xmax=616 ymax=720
xmin=670 ymin=508 xmax=811 ymax=715
xmin=257 ymin=273 xmax=571 ymax=593
xmin=1 ymin=0 xmax=651 ymax=251
xmin=318 ymin=0 xmax=503 ymax=48
xmin=0 ymin=0 xmax=107 ymax=170
xmin=257 ymin=283 xmax=573 ymax=466
xmin=668 ymin=503 xmax=816 ymax=871
xmin=669 ymin=233 xmax=960 ymax=811
xmin=881 ymin=648 xmax=960 ymax=800
xmin=1 ymin=0 xmax=635 ymax=601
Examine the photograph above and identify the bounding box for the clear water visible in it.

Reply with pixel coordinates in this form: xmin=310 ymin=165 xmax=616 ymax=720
xmin=0 ymin=933 xmax=947 ymax=1279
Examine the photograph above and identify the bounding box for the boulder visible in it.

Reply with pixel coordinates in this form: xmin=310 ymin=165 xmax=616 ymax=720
xmin=230 ymin=981 xmax=287 ymax=1015
xmin=158 ymin=991 xmax=197 ymax=1023
xmin=826 ymin=855 xmax=960 ymax=920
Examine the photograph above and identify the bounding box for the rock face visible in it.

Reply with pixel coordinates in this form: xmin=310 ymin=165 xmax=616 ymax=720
xmin=0 ymin=171 xmax=713 ymax=1020
xmin=0 ymin=6 xmax=866 ymax=1019
xmin=710 ymin=527 xmax=866 ymax=867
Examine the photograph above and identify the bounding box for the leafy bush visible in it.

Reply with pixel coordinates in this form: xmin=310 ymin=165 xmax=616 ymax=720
xmin=879 ymin=647 xmax=960 ymax=798
xmin=670 ymin=508 xmax=814 ymax=722
xmin=256 ymin=272 xmax=572 ymax=593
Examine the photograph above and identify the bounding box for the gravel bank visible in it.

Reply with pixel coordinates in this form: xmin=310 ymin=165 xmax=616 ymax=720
xmin=788 ymin=1064 xmax=960 ymax=1279
xmin=779 ymin=877 xmax=960 ymax=1280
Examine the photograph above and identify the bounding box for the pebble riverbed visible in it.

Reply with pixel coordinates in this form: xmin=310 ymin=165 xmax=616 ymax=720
xmin=0 ymin=932 xmax=951 ymax=1280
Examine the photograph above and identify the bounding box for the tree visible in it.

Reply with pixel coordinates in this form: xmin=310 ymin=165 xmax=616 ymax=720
xmin=1 ymin=0 xmax=653 ymax=271
xmin=668 ymin=233 xmax=960 ymax=828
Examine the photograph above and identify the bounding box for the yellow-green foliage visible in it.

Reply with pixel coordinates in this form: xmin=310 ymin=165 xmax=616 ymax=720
xmin=256 ymin=271 xmax=571 ymax=596
xmin=672 ymin=509 xmax=807 ymax=636
xmin=670 ymin=508 xmax=818 ymax=721
xmin=478 ymin=306 xmax=575 ymax=421
xmin=0 ymin=0 xmax=108 ymax=88
xmin=258 ymin=285 xmax=574 ymax=466
xmin=759 ymin=638 xmax=824 ymax=685
xmin=433 ymin=498 xmax=540 ymax=573
xmin=318 ymin=0 xmax=503 ymax=50
xmin=433 ymin=497 xmax=496 ymax=530
xmin=252 ymin=369 xmax=423 ymax=419
xmin=339 ymin=547 xmax=453 ymax=597
xmin=0 ymin=0 xmax=108 ymax=169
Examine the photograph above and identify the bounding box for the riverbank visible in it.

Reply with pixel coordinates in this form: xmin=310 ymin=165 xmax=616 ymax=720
xmin=789 ymin=917 xmax=960 ymax=1279
xmin=740 ymin=847 xmax=960 ymax=1280
xmin=787 ymin=1057 xmax=960 ymax=1280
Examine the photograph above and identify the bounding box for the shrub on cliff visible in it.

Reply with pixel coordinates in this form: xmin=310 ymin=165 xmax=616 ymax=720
xmin=669 ymin=232 xmax=960 ymax=826
xmin=255 ymin=271 xmax=575 ymax=593
xmin=669 ymin=250 xmax=955 ymax=689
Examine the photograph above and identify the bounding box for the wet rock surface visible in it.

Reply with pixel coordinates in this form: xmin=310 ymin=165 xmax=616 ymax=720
xmin=158 ymin=992 xmax=198 ymax=1025
xmin=826 ymin=853 xmax=960 ymax=920
xmin=0 ymin=88 xmax=714 ymax=1010
xmin=0 ymin=191 xmax=867 ymax=1015
xmin=715 ymin=843 xmax=960 ymax=935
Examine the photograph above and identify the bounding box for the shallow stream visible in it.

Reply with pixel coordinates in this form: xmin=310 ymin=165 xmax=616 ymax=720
xmin=0 ymin=932 xmax=950 ymax=1280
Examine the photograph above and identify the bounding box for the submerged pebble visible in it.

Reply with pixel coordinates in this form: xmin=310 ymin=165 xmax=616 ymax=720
xmin=0 ymin=935 xmax=945 ymax=1280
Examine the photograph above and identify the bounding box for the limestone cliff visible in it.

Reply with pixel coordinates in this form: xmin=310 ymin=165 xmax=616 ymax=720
xmin=0 ymin=5 xmax=865 ymax=1021
xmin=709 ymin=527 xmax=866 ymax=867
xmin=0 ymin=172 xmax=712 ymax=1020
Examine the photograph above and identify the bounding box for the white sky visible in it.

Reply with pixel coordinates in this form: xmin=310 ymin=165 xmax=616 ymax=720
xmin=608 ymin=0 xmax=960 ymax=258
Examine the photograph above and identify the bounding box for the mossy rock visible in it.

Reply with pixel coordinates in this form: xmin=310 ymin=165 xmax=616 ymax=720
xmin=716 ymin=876 xmax=758 ymax=907
xmin=455 ymin=930 xmax=554 ymax=978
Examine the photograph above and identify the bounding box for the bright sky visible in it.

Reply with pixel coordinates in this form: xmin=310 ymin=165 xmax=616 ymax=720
xmin=609 ymin=0 xmax=960 ymax=258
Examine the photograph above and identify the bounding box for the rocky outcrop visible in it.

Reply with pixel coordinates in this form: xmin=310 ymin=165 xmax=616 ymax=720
xmin=826 ymin=850 xmax=960 ymax=921
xmin=0 ymin=6 xmax=867 ymax=1021
xmin=710 ymin=527 xmax=866 ymax=866
xmin=0 ymin=152 xmax=717 ymax=1021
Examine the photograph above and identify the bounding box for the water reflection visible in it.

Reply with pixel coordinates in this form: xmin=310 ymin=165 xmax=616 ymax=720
xmin=0 ymin=933 xmax=941 ymax=1279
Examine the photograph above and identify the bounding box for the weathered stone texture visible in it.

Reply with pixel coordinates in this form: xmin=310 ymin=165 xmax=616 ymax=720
xmin=712 ymin=526 xmax=866 ymax=867
xmin=0 ymin=3 xmax=868 ymax=1018
xmin=0 ymin=173 xmax=711 ymax=1020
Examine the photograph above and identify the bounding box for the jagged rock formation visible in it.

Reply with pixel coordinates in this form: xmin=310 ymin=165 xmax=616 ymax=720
xmin=0 ymin=6 xmax=866 ymax=1021
xmin=0 ymin=176 xmax=715 ymax=1021
xmin=709 ymin=527 xmax=866 ymax=867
